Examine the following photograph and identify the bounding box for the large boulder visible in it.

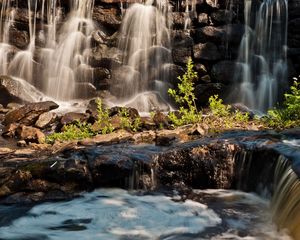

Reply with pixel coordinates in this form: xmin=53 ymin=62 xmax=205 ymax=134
xmin=288 ymin=18 xmax=300 ymax=48
xmin=289 ymin=0 xmax=300 ymax=19
xmin=172 ymin=47 xmax=192 ymax=65
xmin=8 ymin=27 xmax=29 ymax=49
xmin=193 ymin=26 xmax=226 ymax=44
xmin=35 ymin=112 xmax=57 ymax=129
xmin=88 ymin=45 xmax=122 ymax=69
xmin=0 ymin=76 xmax=44 ymax=106
xmin=92 ymin=7 xmax=122 ymax=31
xmin=157 ymin=63 xmax=184 ymax=86
xmin=211 ymin=9 xmax=235 ymax=25
xmin=3 ymin=101 xmax=59 ymax=126
xmin=75 ymin=82 xmax=97 ymax=99
xmin=16 ymin=125 xmax=45 ymax=144
xmin=193 ymin=42 xmax=222 ymax=61
xmin=171 ymin=31 xmax=194 ymax=65
xmin=198 ymin=13 xmax=209 ymax=26
xmin=195 ymin=83 xmax=226 ymax=105
xmin=211 ymin=60 xmax=237 ymax=84
xmin=60 ymin=112 xmax=89 ymax=126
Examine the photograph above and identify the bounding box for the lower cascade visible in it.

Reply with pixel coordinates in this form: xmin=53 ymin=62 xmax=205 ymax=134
xmin=272 ymin=157 xmax=300 ymax=239
xmin=0 ymin=131 xmax=300 ymax=239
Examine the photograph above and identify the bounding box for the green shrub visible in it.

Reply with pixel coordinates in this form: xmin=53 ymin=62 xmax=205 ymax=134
xmin=266 ymin=78 xmax=300 ymax=128
xmin=131 ymin=117 xmax=142 ymax=132
xmin=119 ymin=107 xmax=142 ymax=132
xmin=234 ymin=110 xmax=250 ymax=122
xmin=284 ymin=78 xmax=300 ymax=120
xmin=119 ymin=107 xmax=131 ymax=130
xmin=96 ymin=98 xmax=114 ymax=134
xmin=168 ymin=58 xmax=201 ymax=126
xmin=208 ymin=95 xmax=231 ymax=117
xmin=46 ymin=121 xmax=94 ymax=143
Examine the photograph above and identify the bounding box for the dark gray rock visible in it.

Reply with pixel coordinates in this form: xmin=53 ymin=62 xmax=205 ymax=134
xmin=172 ymin=47 xmax=192 ymax=65
xmin=211 ymin=60 xmax=237 ymax=84
xmin=193 ymin=42 xmax=221 ymax=61
xmin=88 ymin=45 xmax=122 ymax=69
xmin=195 ymin=83 xmax=226 ymax=105
xmin=194 ymin=63 xmax=208 ymax=77
xmin=193 ymin=26 xmax=226 ymax=44
xmin=211 ymin=9 xmax=234 ymax=25
xmin=157 ymin=63 xmax=184 ymax=86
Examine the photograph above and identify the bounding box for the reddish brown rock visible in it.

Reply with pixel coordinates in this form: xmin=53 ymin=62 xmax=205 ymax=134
xmin=16 ymin=125 xmax=46 ymax=144
xmin=3 ymin=101 xmax=59 ymax=126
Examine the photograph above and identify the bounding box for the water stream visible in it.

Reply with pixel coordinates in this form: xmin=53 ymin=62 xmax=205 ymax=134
xmin=0 ymin=189 xmax=291 ymax=240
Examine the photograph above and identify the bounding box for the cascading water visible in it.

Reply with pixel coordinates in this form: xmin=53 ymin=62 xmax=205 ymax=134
xmin=7 ymin=0 xmax=38 ymax=84
xmin=271 ymin=156 xmax=300 ymax=239
xmin=0 ymin=0 xmax=95 ymax=101
xmin=110 ymin=0 xmax=173 ymax=112
xmin=234 ymin=146 xmax=300 ymax=239
xmin=0 ymin=0 xmax=15 ymax=75
xmin=234 ymin=0 xmax=288 ymax=112
xmin=42 ymin=0 xmax=95 ymax=100
xmin=184 ymin=0 xmax=197 ymax=32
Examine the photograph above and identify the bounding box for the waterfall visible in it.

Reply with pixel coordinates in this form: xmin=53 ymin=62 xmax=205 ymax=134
xmin=184 ymin=0 xmax=197 ymax=32
xmin=0 ymin=0 xmax=15 ymax=75
xmin=234 ymin=0 xmax=288 ymax=112
xmin=0 ymin=0 xmax=95 ymax=101
xmin=110 ymin=0 xmax=172 ymax=112
xmin=42 ymin=0 xmax=95 ymax=100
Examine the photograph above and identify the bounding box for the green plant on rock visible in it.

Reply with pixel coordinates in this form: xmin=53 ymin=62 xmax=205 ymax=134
xmin=266 ymin=77 xmax=300 ymax=128
xmin=119 ymin=107 xmax=132 ymax=130
xmin=46 ymin=121 xmax=94 ymax=143
xmin=168 ymin=58 xmax=201 ymax=126
xmin=208 ymin=95 xmax=231 ymax=118
xmin=119 ymin=107 xmax=141 ymax=132
xmin=234 ymin=110 xmax=250 ymax=123
xmin=96 ymin=98 xmax=114 ymax=134
xmin=131 ymin=117 xmax=142 ymax=132
xmin=284 ymin=77 xmax=300 ymax=120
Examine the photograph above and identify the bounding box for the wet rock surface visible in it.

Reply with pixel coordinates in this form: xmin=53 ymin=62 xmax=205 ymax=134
xmin=0 ymin=129 xmax=299 ymax=204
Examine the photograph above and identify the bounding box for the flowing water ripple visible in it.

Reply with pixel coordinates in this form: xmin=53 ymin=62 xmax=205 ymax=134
xmin=0 ymin=189 xmax=292 ymax=240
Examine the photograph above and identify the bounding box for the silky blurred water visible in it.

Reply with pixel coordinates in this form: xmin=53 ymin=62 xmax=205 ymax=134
xmin=0 ymin=189 xmax=292 ymax=240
